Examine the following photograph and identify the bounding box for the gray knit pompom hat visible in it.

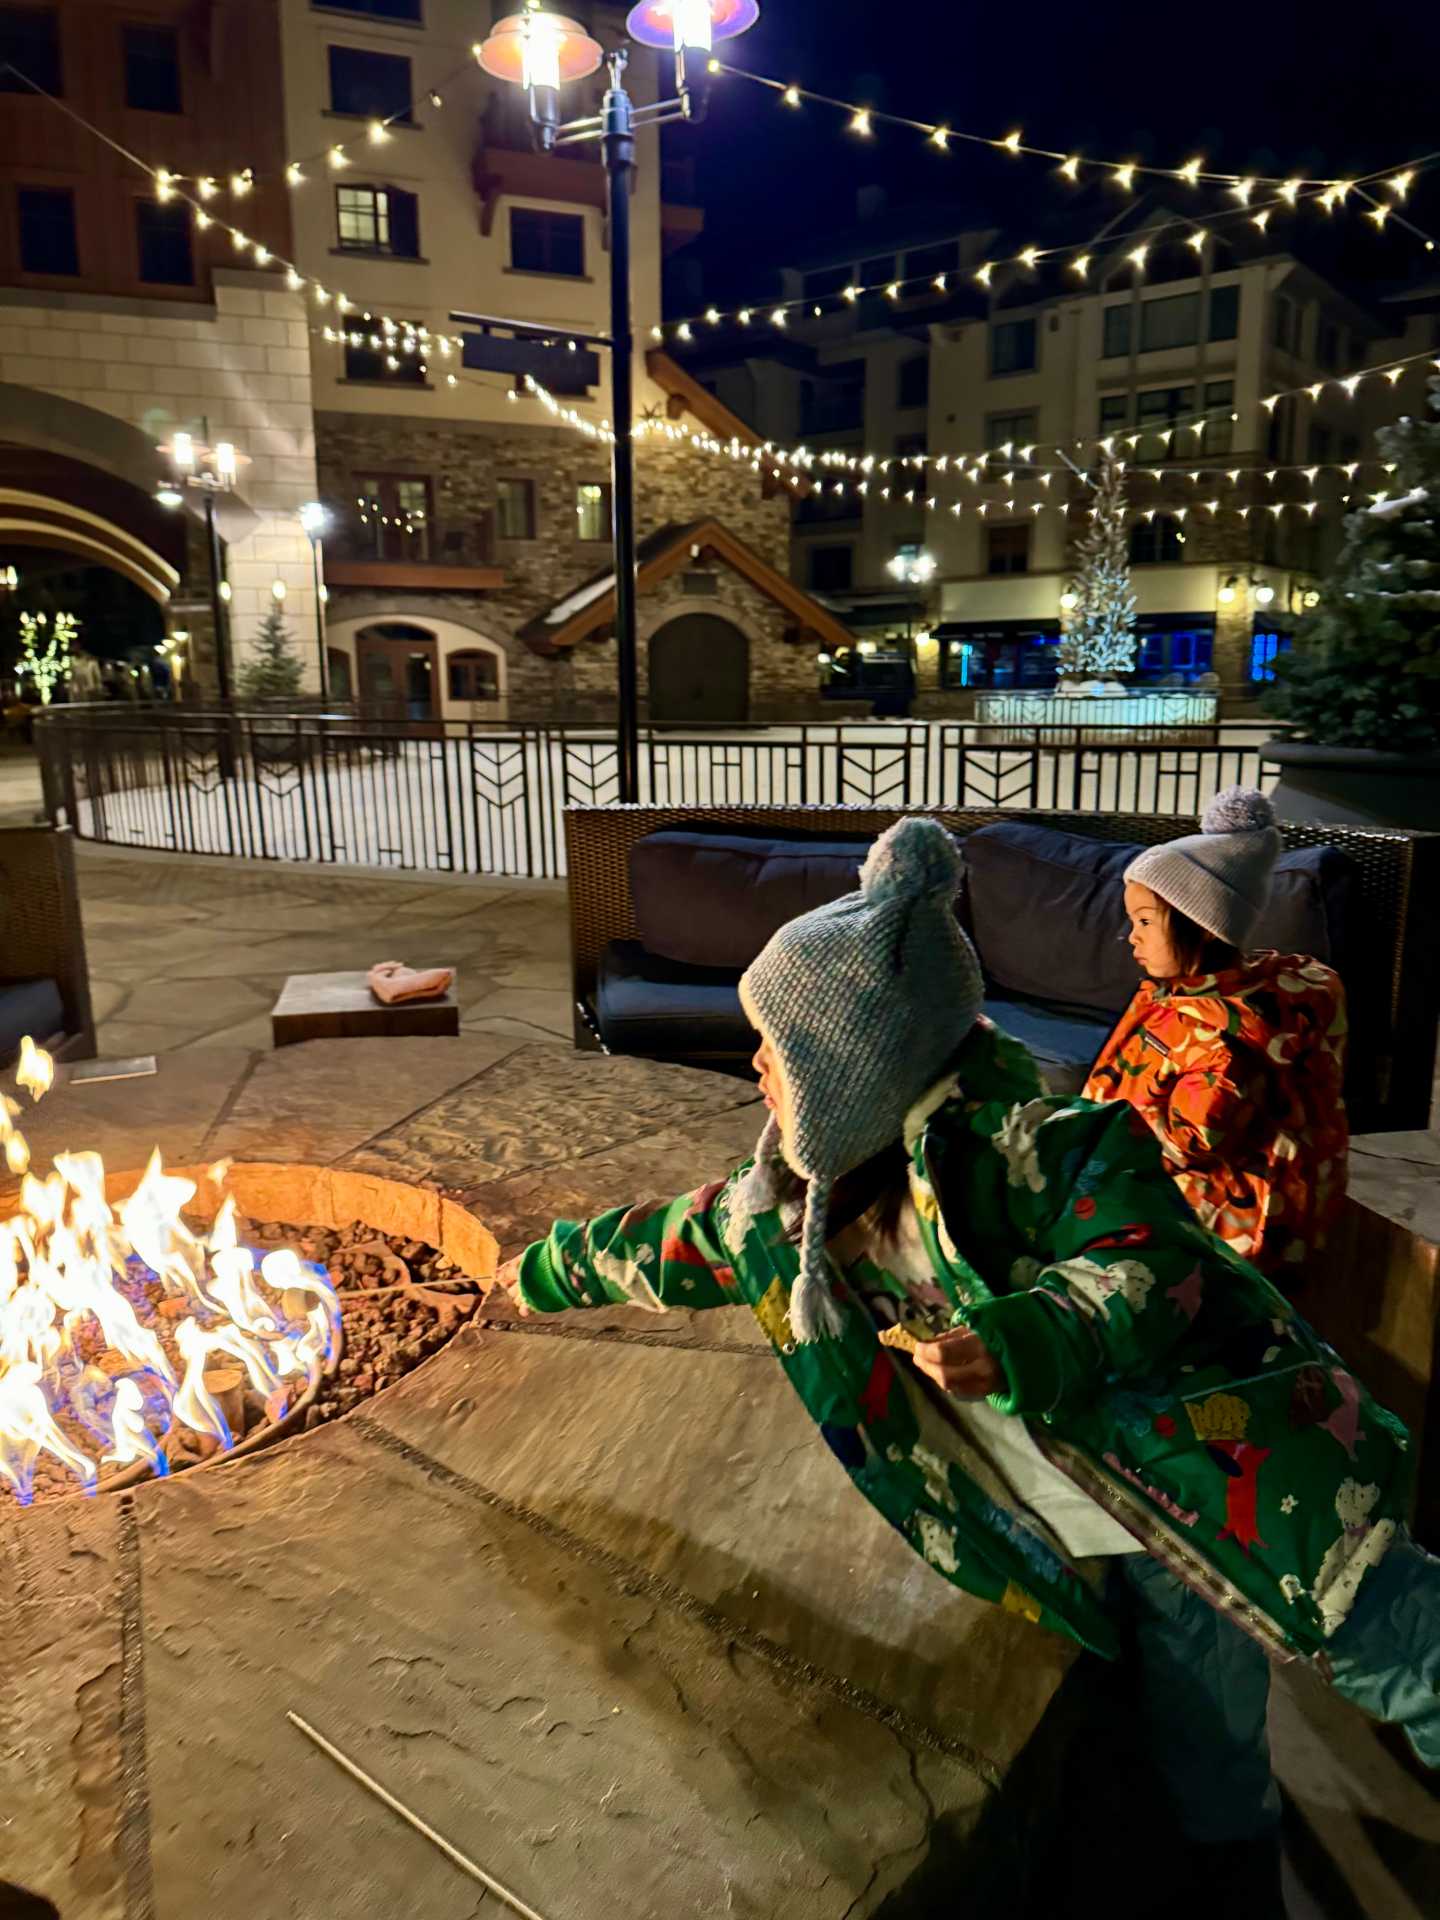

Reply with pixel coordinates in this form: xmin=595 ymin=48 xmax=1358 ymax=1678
xmin=737 ymin=816 xmax=983 ymax=1343
xmin=1124 ymin=786 xmax=1281 ymax=948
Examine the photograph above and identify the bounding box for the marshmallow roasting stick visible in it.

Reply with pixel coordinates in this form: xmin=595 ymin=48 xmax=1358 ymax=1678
xmin=287 ymin=1711 xmax=552 ymax=1920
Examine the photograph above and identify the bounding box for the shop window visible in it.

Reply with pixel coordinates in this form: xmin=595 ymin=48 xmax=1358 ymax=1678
xmin=1250 ymin=631 xmax=1293 ymax=682
xmin=990 ymin=317 xmax=1036 ymax=374
xmin=1129 ymin=513 xmax=1184 ymax=564
xmin=495 ymin=478 xmax=535 ymax=540
xmin=511 ymin=207 xmax=584 ymax=276
xmin=17 ymin=186 xmax=77 ymax=274
xmin=448 ymin=650 xmax=500 ymax=702
xmin=328 ymin=45 xmax=412 ymax=121
xmin=135 ymin=199 xmax=192 ymax=285
xmin=123 ymin=24 xmax=181 ymax=113
xmin=575 ymin=481 xmax=611 ymax=541
xmin=337 ymin=183 xmax=420 ymax=256
xmin=808 ymin=545 xmax=853 ymax=592
xmin=0 ymin=7 xmax=61 ymax=93
xmin=986 ymin=524 xmax=1030 ymax=575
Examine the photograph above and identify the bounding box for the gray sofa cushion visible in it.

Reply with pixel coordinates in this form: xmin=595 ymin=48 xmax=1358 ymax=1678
xmin=0 ymin=977 xmax=65 ymax=1057
xmin=595 ymin=941 xmax=751 ymax=1058
xmin=962 ymin=822 xmax=1357 ymax=1018
xmin=629 ymin=830 xmax=875 ymax=972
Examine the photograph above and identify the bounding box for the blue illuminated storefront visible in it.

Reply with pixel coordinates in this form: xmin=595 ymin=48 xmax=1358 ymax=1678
xmin=935 ymin=618 xmax=1219 ymax=690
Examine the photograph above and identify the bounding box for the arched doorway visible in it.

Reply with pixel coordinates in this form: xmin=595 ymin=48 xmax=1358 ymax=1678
xmin=355 ymin=622 xmax=439 ymax=723
xmin=649 ymin=614 xmax=749 ymax=725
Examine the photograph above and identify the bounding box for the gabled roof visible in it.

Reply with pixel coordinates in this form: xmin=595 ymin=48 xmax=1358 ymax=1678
xmin=645 ymin=350 xmax=812 ymax=496
xmin=517 ymin=518 xmax=855 ymax=657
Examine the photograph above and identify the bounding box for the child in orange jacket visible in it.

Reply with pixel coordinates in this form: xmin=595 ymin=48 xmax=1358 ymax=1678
xmin=1083 ymin=789 xmax=1348 ymax=1276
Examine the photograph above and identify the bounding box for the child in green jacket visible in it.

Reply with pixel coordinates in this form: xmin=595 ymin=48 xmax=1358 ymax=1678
xmin=497 ymin=817 xmax=1439 ymax=1872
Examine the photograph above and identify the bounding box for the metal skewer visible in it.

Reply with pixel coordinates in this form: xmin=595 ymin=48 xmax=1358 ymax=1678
xmin=287 ymin=1710 xmax=553 ymax=1920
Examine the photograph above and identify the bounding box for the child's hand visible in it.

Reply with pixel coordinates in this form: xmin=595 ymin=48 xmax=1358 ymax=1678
xmin=483 ymin=1254 xmax=532 ymax=1317
xmin=911 ymin=1328 xmax=1003 ymax=1400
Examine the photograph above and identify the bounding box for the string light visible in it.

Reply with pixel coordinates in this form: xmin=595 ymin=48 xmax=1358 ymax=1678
xmin=286 ymin=162 xmax=304 ymax=186
xmin=1113 ymin=163 xmax=1135 ymax=191
xmin=1177 ymin=157 xmax=1203 ymax=185
xmin=1001 ymin=130 xmax=1023 ymax=153
xmin=230 ymin=168 xmax=253 ymax=197
xmin=931 ymin=125 xmax=950 ymax=149
xmin=328 ymin=146 xmax=349 ymax=169
xmin=783 ymin=84 xmax=800 ymax=104
xmin=197 ymin=176 xmax=217 ymax=200
xmin=368 ymin=119 xmax=390 ymax=144
xmin=1059 ymin=154 xmax=1079 ymax=180
xmin=1070 ymin=253 xmax=1091 ymax=277
xmin=849 ymin=108 xmax=871 ymax=136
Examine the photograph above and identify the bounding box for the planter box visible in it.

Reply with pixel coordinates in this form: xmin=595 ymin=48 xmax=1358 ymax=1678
xmin=1263 ymin=740 xmax=1440 ymax=831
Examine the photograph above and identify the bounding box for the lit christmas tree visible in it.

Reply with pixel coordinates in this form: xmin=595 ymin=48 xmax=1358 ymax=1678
xmin=239 ymin=607 xmax=304 ymax=701
xmin=1267 ymin=375 xmax=1440 ymax=751
xmin=1056 ymin=453 xmax=1138 ymax=686
xmin=17 ymin=609 xmax=77 ymax=704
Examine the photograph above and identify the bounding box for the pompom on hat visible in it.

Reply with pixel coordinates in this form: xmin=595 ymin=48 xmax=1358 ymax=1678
xmin=1124 ymin=786 xmax=1282 ymax=949
xmin=737 ymin=816 xmax=984 ymax=1343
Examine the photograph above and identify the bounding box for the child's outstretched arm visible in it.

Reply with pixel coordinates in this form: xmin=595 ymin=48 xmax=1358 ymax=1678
xmin=500 ymin=1174 xmax=743 ymax=1316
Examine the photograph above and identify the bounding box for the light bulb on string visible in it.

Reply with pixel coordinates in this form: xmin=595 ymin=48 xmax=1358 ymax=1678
xmin=231 ymin=168 xmax=254 ymax=197
xmin=1280 ymin=179 xmax=1301 ymax=205
xmin=782 ymin=83 xmax=800 ymax=104
xmin=286 ymin=162 xmax=304 ymax=185
xmin=1230 ymin=178 xmax=1254 ymax=204
xmin=1389 ymin=170 xmax=1414 ymax=199
xmin=1113 ymin=163 xmax=1135 ymax=190
xmin=849 ymin=109 xmax=871 ymax=136
xmin=1001 ymin=130 xmax=1022 ymax=153
xmin=329 ymin=146 xmax=349 ymax=169
xmin=931 ymin=125 xmax=949 ymax=149
xmin=1188 ymin=230 xmax=1206 ymax=252
xmin=155 ymin=169 xmax=175 ymax=202
xmin=1177 ymin=157 xmax=1203 ymax=184
xmin=1070 ymin=253 xmax=1091 ymax=277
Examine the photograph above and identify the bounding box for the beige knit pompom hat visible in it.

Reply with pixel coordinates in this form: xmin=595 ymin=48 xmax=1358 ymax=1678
xmin=1124 ymin=787 xmax=1281 ymax=948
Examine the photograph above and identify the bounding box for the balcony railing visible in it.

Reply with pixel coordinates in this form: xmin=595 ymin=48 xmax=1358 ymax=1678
xmin=324 ymin=512 xmax=504 ymax=590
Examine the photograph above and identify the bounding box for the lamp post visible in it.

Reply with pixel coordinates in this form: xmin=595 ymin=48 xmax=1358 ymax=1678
xmin=476 ymin=1 xmax=758 ymax=803
xmin=299 ymin=501 xmax=329 ymax=702
xmin=158 ymin=432 xmax=240 ymax=705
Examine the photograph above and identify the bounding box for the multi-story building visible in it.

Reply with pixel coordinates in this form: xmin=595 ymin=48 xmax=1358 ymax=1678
xmin=0 ymin=0 xmax=848 ymax=720
xmin=676 ymin=198 xmax=1411 ymax=706
xmin=0 ymin=0 xmax=320 ymax=695
xmin=283 ymin=0 xmax=847 ymax=723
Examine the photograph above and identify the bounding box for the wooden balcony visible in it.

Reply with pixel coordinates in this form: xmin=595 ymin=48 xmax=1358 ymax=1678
xmin=325 ymin=515 xmax=505 ymax=592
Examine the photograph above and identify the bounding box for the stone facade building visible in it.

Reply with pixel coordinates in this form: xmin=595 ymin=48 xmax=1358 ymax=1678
xmin=315 ymin=364 xmax=851 ymax=723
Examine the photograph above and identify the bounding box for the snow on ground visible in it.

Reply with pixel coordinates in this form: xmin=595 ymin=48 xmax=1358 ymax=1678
xmin=71 ymin=723 xmax=1274 ymax=878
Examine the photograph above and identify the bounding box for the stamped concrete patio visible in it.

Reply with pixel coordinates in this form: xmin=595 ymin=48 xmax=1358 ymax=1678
xmin=1 ymin=837 xmax=1435 ymax=1919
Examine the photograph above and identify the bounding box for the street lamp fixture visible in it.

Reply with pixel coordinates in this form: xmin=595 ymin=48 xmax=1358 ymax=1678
xmin=298 ymin=502 xmax=331 ymax=702
xmin=474 ymin=0 xmax=759 ymax=802
xmin=887 ymin=550 xmax=936 ymax=587
xmin=160 ymin=432 xmax=244 ymax=704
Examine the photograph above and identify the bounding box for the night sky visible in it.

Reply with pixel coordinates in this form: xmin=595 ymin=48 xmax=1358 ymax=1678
xmin=670 ymin=0 xmax=1440 ymax=305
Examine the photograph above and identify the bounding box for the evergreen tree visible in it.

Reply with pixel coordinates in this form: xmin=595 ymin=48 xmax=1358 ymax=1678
xmin=239 ymin=608 xmax=304 ymax=701
xmin=1266 ymin=375 xmax=1440 ymax=751
xmin=1056 ymin=453 xmax=1138 ymax=683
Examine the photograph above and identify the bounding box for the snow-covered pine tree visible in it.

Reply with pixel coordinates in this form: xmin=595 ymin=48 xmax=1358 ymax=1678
xmin=1056 ymin=452 xmax=1138 ymax=686
xmin=1266 ymin=374 xmax=1440 ymax=750
xmin=239 ymin=607 xmax=304 ymax=701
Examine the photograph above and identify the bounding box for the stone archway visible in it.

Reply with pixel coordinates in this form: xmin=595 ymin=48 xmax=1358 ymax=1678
xmin=648 ymin=613 xmax=750 ymax=725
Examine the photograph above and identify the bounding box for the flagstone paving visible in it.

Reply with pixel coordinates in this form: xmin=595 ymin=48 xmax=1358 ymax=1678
xmin=3 ymin=838 xmax=1433 ymax=1917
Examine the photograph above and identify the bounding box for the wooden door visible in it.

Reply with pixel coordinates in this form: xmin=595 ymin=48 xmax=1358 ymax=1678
xmin=648 ymin=615 xmax=749 ymax=725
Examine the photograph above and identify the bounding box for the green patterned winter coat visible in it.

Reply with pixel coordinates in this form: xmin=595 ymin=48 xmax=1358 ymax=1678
xmin=516 ymin=1019 xmax=1411 ymax=1664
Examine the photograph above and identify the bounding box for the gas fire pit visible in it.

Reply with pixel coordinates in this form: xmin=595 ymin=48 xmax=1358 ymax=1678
xmin=0 ymin=1044 xmax=495 ymax=1508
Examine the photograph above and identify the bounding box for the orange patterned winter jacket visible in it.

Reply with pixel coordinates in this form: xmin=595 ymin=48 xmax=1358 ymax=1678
xmin=1082 ymin=953 xmax=1349 ymax=1276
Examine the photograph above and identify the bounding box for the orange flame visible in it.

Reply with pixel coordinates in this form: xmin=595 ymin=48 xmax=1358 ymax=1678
xmin=0 ymin=1039 xmax=339 ymax=1503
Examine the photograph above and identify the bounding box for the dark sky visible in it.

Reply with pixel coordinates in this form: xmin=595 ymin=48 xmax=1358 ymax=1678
xmin=669 ymin=0 xmax=1440 ymax=304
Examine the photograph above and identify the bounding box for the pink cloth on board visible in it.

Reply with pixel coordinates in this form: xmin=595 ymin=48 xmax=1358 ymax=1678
xmin=367 ymin=961 xmax=455 ymax=1006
